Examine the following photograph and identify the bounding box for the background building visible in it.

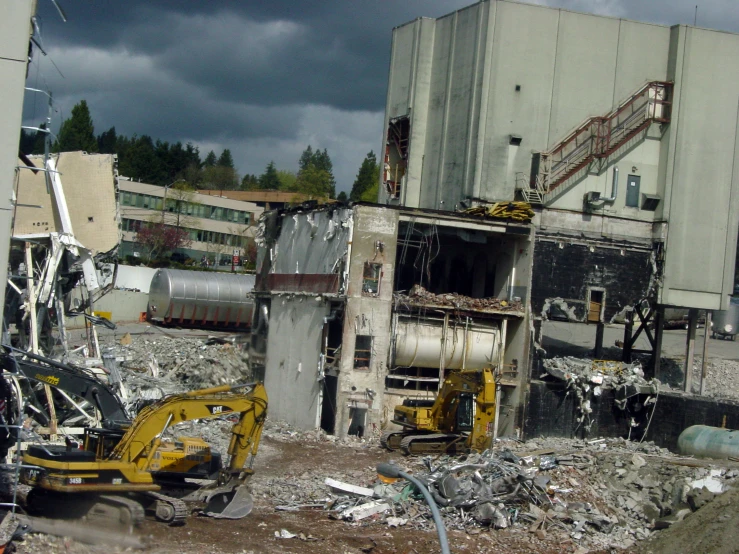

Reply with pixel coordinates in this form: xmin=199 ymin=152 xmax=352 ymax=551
xmin=382 ymin=0 xmax=739 ymax=327
xmin=119 ymin=180 xmax=263 ymax=265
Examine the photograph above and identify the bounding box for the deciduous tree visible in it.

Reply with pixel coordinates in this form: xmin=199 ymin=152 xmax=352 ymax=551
xmin=135 ymin=221 xmax=192 ymax=263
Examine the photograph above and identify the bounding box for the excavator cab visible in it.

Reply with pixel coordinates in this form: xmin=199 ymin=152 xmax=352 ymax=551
xmin=84 ymin=428 xmax=126 ymax=459
xmin=454 ymin=393 xmax=474 ymax=433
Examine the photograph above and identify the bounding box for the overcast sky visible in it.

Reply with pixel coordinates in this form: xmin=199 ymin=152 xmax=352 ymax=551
xmin=22 ymin=0 xmax=738 ymax=193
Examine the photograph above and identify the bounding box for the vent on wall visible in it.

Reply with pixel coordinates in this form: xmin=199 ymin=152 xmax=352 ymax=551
xmin=641 ymin=194 xmax=661 ymax=211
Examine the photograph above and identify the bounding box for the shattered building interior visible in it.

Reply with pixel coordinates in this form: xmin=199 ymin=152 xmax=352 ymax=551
xmin=251 ymin=203 xmax=533 ymax=439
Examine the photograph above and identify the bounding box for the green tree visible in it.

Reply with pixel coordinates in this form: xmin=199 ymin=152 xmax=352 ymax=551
xmin=204 ymin=150 xmax=218 ymax=167
xmin=299 ymin=145 xmax=314 ymax=171
xmin=217 ymin=149 xmax=235 ymax=168
xmin=97 ymin=126 xmax=117 ymax=154
xmin=336 ymin=191 xmax=348 ymax=202
xmin=56 ymin=100 xmax=98 ymax=153
xmin=276 ymin=170 xmax=297 ymax=191
xmin=294 ymin=165 xmax=332 ymax=198
xmin=349 ymin=151 xmax=380 ymax=202
xmin=202 ymin=164 xmax=239 ymax=190
xmin=240 ymin=174 xmax=260 ymax=191
xmin=312 ymin=148 xmax=336 ymax=198
xmin=259 ymin=161 xmax=281 ymax=190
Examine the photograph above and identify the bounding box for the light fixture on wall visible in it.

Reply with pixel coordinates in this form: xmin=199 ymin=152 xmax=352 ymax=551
xmin=632 ymin=166 xmax=637 ymax=172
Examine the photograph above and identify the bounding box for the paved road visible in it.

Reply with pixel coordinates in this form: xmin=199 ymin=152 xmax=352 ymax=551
xmin=541 ymin=320 xmax=739 ymax=361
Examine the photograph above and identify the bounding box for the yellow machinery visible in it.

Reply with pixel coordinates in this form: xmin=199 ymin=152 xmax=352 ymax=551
xmin=381 ymin=368 xmax=496 ymax=455
xmin=21 ymin=383 xmax=268 ymax=526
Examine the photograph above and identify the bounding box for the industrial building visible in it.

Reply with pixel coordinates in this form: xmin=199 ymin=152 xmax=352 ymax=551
xmin=119 ymin=180 xmax=263 ymax=265
xmin=381 ymin=0 xmax=739 ymax=349
xmin=251 ymin=203 xmax=533 ymax=437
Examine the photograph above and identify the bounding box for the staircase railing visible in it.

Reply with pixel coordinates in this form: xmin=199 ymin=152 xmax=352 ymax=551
xmin=523 ymin=81 xmax=672 ymax=202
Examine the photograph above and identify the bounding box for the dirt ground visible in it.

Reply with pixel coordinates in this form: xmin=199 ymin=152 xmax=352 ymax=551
xmin=14 ymin=434 xmax=578 ymax=554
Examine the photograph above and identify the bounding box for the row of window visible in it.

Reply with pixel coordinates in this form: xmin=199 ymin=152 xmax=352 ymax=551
xmin=120 ymin=191 xmax=251 ymax=225
xmin=122 ymin=218 xmax=249 ymax=248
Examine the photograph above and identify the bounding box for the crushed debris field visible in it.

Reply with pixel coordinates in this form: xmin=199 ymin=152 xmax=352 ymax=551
xmin=2 ymin=326 xmax=739 ymax=553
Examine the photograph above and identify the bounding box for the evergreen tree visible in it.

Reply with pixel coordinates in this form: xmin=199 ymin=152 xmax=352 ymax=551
xmin=299 ymin=145 xmax=314 ymax=171
xmin=56 ymin=100 xmax=98 ymax=153
xmin=349 ymin=151 xmax=380 ymax=202
xmin=217 ymin=149 xmax=235 ymax=168
xmin=240 ymin=174 xmax=260 ymax=191
xmin=312 ymin=148 xmax=336 ymax=198
xmin=258 ymin=161 xmax=281 ymax=190
xmin=294 ymin=165 xmax=332 ymax=198
xmin=97 ymin=127 xmax=117 ymax=154
xmin=204 ymin=150 xmax=218 ymax=167
xmin=336 ymin=191 xmax=348 ymax=202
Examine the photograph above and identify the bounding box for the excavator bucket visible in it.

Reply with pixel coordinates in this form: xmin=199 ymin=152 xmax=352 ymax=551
xmin=202 ymin=484 xmax=254 ymax=519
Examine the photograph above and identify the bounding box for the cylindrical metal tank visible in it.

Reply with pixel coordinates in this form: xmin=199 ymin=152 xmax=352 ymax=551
xmin=677 ymin=425 xmax=739 ymax=460
xmin=394 ymin=321 xmax=499 ymax=370
xmin=711 ymin=296 xmax=739 ymax=339
xmin=147 ymin=269 xmax=255 ymax=328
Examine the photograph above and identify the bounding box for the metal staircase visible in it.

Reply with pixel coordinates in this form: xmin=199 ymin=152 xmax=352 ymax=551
xmin=518 ymin=81 xmax=672 ymax=205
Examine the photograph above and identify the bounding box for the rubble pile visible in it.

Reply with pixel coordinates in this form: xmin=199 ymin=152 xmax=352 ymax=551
xmin=397 ymin=285 xmax=524 ymax=313
xmin=300 ymin=436 xmax=737 ymax=551
xmin=684 ymin=357 xmax=739 ymax=401
xmin=542 ymin=357 xmax=660 ymax=432
xmin=93 ymin=335 xmax=252 ymax=407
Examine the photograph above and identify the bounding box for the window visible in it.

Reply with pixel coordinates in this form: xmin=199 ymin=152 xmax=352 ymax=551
xmin=362 ymin=262 xmax=382 ymax=296
xmin=353 ymin=335 xmax=372 ymax=369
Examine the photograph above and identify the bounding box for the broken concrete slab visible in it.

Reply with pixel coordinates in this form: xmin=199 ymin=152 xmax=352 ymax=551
xmin=324 ymin=478 xmax=374 ymax=497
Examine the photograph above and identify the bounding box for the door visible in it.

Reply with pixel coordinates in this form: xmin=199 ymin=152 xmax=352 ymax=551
xmin=588 ymin=289 xmax=604 ymax=322
xmin=626 ymin=175 xmax=641 ymax=207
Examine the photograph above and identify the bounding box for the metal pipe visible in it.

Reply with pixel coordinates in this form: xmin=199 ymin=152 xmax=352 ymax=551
xmin=376 ymin=463 xmax=450 ymax=554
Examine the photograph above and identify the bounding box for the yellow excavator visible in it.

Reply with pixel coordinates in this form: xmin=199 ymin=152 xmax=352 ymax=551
xmin=20 ymin=382 xmax=268 ymax=527
xmin=381 ymin=368 xmax=496 ymax=455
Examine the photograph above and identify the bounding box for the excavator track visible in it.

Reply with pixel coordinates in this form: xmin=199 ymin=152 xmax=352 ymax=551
xmin=143 ymin=491 xmax=189 ymax=525
xmin=399 ymin=433 xmax=465 ymax=456
xmin=96 ymin=495 xmax=146 ymax=529
xmin=26 ymin=489 xmax=145 ymax=531
xmin=380 ymin=431 xmax=406 ymax=451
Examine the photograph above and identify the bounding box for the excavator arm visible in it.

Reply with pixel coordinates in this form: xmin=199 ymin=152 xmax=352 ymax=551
xmin=1 ymin=347 xmax=130 ymax=427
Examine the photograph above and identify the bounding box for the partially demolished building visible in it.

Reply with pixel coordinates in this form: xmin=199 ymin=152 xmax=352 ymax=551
xmin=381 ymin=0 xmax=739 ymax=330
xmin=251 ymin=203 xmax=533 ymax=438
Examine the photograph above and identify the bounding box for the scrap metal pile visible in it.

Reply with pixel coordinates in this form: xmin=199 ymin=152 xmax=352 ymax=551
xmin=397 ymin=285 xmax=524 ymax=313
xmin=462 ymin=201 xmax=535 ymax=223
xmin=541 ymin=357 xmax=660 ymax=432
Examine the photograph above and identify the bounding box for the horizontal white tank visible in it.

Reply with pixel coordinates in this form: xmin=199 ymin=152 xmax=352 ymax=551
xmin=147 ymin=269 xmax=255 ymax=328
xmin=394 ymin=320 xmax=499 ymax=369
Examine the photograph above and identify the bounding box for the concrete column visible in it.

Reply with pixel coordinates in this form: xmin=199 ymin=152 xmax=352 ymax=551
xmin=594 ymin=322 xmax=605 ymax=359
xmin=652 ymin=306 xmax=665 ymax=381
xmin=622 ymin=311 xmax=633 ymax=362
xmin=700 ymin=311 xmax=711 ymax=396
xmin=683 ymin=308 xmax=699 ymax=393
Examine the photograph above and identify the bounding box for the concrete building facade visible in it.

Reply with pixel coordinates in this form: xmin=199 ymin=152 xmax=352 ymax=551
xmin=118 ymin=180 xmax=263 ymax=265
xmin=252 ymin=203 xmax=533 ymax=438
xmin=381 ymin=0 xmax=739 ymax=320
xmin=15 ymin=152 xmax=121 ymax=254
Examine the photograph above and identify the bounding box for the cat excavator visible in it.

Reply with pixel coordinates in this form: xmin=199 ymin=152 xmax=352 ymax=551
xmin=20 ymin=382 xmax=268 ymax=527
xmin=381 ymin=368 xmax=496 ymax=455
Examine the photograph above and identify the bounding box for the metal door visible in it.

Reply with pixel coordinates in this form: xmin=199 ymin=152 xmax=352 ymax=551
xmin=626 ymin=175 xmax=641 ymax=207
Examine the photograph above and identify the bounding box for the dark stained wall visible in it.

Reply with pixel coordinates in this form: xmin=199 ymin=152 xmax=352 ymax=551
xmin=531 ymin=238 xmax=655 ymax=321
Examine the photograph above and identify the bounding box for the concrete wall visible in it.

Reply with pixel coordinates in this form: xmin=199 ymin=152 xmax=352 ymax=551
xmin=15 ymin=152 xmax=120 ymax=254
xmin=659 ymin=26 xmax=739 ymax=310
xmin=334 ymin=206 xmax=399 ymax=438
xmin=66 ymin=289 xmax=149 ymax=327
xmin=0 ymin=1 xmax=34 ymax=329
xmin=263 ymin=296 xmax=330 ymax=431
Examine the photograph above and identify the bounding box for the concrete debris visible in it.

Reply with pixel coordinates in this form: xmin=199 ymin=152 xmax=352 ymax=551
xmin=397 ymin=285 xmax=524 ymax=313
xmin=249 ymin=432 xmax=739 ymax=552
xmin=542 ymin=356 xmax=659 ymax=432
